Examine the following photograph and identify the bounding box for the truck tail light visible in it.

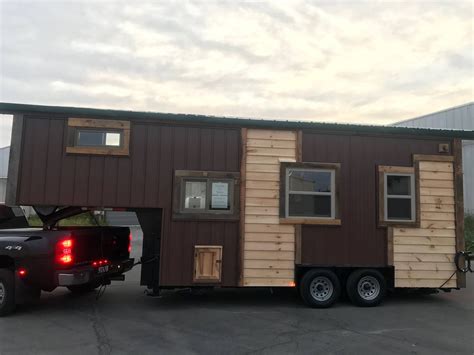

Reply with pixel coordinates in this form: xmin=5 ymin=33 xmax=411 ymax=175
xmin=128 ymin=232 xmax=132 ymax=253
xmin=56 ymin=238 xmax=74 ymax=265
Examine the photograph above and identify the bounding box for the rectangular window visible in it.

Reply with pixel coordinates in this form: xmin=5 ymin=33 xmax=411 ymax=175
xmin=384 ymin=173 xmax=415 ymax=222
xmin=174 ymin=171 xmax=239 ymax=220
xmin=76 ymin=129 xmax=122 ymax=147
xmin=378 ymin=165 xmax=418 ymax=227
xmin=280 ymin=162 xmax=341 ymax=224
xmin=66 ymin=118 xmax=130 ymax=156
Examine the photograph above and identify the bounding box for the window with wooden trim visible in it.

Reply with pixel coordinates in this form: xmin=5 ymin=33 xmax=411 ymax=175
xmin=280 ymin=162 xmax=341 ymax=225
xmin=378 ymin=166 xmax=418 ymax=226
xmin=66 ymin=118 xmax=130 ymax=156
xmin=173 ymin=170 xmax=239 ymax=220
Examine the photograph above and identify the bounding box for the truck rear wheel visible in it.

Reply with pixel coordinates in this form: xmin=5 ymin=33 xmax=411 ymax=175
xmin=300 ymin=269 xmax=341 ymax=308
xmin=346 ymin=269 xmax=386 ymax=307
xmin=0 ymin=269 xmax=16 ymax=316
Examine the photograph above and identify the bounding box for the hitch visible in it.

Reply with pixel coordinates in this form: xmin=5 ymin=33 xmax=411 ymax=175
xmin=455 ymin=251 xmax=473 ymax=273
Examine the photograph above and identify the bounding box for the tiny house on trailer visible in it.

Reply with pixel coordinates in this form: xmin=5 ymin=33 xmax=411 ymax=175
xmin=1 ymin=102 xmax=473 ymax=308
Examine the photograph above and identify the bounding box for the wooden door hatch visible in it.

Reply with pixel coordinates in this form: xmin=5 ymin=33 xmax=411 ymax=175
xmin=193 ymin=246 xmax=223 ymax=283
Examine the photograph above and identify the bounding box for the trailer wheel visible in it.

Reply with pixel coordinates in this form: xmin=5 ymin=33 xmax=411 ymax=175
xmin=0 ymin=269 xmax=16 ymax=316
xmin=346 ymin=269 xmax=386 ymax=307
xmin=300 ymin=269 xmax=341 ymax=308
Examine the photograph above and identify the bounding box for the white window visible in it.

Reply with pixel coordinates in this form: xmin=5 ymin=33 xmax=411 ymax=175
xmin=384 ymin=173 xmax=416 ymax=222
xmin=285 ymin=168 xmax=336 ymax=219
xmin=76 ymin=129 xmax=122 ymax=147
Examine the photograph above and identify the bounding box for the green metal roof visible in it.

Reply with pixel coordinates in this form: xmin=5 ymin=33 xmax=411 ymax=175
xmin=1 ymin=102 xmax=474 ymax=139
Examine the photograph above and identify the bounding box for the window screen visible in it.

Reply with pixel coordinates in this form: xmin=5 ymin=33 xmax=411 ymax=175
xmin=384 ymin=173 xmax=415 ymax=221
xmin=286 ymin=168 xmax=335 ymax=219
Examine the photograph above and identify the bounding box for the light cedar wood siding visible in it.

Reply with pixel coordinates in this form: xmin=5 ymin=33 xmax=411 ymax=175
xmin=243 ymin=129 xmax=297 ymax=287
xmin=393 ymin=160 xmax=457 ymax=288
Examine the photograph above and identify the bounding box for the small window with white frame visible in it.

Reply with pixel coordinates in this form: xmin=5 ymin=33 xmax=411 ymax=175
xmin=384 ymin=173 xmax=416 ymax=222
xmin=280 ymin=162 xmax=341 ymax=224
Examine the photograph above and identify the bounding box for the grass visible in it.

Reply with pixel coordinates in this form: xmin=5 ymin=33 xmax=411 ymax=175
xmin=28 ymin=212 xmax=107 ymax=227
xmin=465 ymin=214 xmax=474 ymax=253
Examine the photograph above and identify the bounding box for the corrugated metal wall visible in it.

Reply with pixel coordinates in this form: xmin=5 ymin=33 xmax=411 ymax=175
xmin=394 ymin=103 xmax=474 ymax=213
xmin=0 ymin=146 xmax=9 ymax=202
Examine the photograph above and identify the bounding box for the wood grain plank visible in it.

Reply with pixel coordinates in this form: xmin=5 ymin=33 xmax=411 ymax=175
xmin=245 ymin=223 xmax=295 ymax=233
xmin=419 ymin=161 xmax=454 ymax=172
xmin=393 ymin=236 xmax=455 ymax=246
xmin=244 ymin=250 xmax=295 ymax=260
xmin=247 ymin=130 xmax=296 ymax=141
xmin=419 ymin=179 xmax=454 ymax=188
xmin=420 ymin=187 xmax=455 ymax=197
xmin=244 ymin=242 xmax=295 ymax=252
xmin=393 ymin=228 xmax=455 ymax=238
xmin=394 ymin=244 xmax=456 ymax=254
xmin=395 ymin=262 xmax=456 ymax=271
xmin=245 ymin=197 xmax=280 ymax=207
xmin=243 ymin=260 xmax=294 ymax=269
xmin=394 ymin=253 xmax=455 ymax=263
xmin=243 ymin=269 xmax=294 ymax=278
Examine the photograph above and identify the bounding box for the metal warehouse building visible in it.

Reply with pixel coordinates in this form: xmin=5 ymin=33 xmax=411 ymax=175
xmin=0 ymin=146 xmax=10 ymax=203
xmin=394 ymin=103 xmax=474 ymax=214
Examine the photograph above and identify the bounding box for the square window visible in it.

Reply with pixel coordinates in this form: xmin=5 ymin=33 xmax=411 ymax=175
xmin=284 ymin=165 xmax=338 ymax=220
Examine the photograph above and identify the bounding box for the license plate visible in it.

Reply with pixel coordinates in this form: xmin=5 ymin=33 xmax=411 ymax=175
xmin=97 ymin=265 xmax=109 ymax=274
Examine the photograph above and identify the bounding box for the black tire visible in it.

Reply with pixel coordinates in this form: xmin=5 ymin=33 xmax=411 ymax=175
xmin=346 ymin=269 xmax=387 ymax=307
xmin=0 ymin=269 xmax=16 ymax=316
xmin=299 ymin=269 xmax=341 ymax=308
xmin=67 ymin=283 xmax=99 ymax=294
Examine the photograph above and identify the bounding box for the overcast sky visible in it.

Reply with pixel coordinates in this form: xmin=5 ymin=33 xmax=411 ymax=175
xmin=0 ymin=0 xmax=473 ymax=147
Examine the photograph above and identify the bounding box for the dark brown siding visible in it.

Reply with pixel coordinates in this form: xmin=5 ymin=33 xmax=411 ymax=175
xmin=301 ymin=132 xmax=447 ymax=267
xmin=17 ymin=115 xmax=241 ymax=286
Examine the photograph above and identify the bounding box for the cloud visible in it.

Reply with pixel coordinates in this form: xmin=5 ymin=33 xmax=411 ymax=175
xmin=0 ymin=0 xmax=472 ymax=147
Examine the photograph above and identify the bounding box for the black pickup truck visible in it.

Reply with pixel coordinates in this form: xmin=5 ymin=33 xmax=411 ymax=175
xmin=0 ymin=206 xmax=133 ymax=316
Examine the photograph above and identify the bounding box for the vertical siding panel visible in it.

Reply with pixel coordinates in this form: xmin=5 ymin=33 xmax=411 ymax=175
xmin=213 ymin=129 xmax=226 ymax=171
xmin=73 ymin=156 xmax=90 ymax=206
xmin=29 ymin=118 xmax=50 ymax=204
xmin=200 ymin=129 xmax=213 ymax=171
xmin=87 ymin=156 xmax=105 ymax=206
xmin=143 ymin=125 xmax=160 ymax=207
xmin=18 ymin=118 xmax=35 ymax=204
xmin=102 ymin=157 xmax=118 ymax=206
xmin=44 ymin=118 xmax=64 ymax=205
xmin=130 ymin=124 xmax=147 ymax=207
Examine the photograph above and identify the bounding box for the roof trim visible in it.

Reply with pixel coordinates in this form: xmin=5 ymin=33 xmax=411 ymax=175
xmin=1 ymin=101 xmax=474 ymax=140
xmin=392 ymin=102 xmax=474 ymax=126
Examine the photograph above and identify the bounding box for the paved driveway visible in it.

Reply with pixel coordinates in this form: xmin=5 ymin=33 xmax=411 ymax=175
xmin=0 ymin=228 xmax=473 ymax=354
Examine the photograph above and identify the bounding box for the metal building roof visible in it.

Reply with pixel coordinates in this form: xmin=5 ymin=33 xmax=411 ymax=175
xmin=2 ymin=101 xmax=474 ymax=140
